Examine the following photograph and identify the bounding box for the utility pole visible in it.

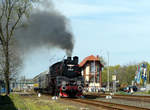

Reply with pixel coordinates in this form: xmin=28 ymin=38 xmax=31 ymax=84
xmin=107 ymin=52 xmax=110 ymax=91
xmin=112 ymin=74 xmax=116 ymax=93
xmin=94 ymin=60 xmax=96 ymax=92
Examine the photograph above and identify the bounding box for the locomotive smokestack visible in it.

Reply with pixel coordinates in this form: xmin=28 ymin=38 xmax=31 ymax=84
xmin=73 ymin=56 xmax=79 ymax=65
xmin=67 ymin=56 xmax=71 ymax=62
xmin=15 ymin=0 xmax=74 ymax=56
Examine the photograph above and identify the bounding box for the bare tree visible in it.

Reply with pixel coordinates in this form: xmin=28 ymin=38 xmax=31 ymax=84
xmin=0 ymin=39 xmax=21 ymax=79
xmin=0 ymin=44 xmax=5 ymax=80
xmin=0 ymin=0 xmax=35 ymax=95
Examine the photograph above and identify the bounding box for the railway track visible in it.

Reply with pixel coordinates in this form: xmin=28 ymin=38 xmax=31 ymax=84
xmin=84 ymin=92 xmax=150 ymax=98
xmin=67 ymin=98 xmax=150 ymax=110
xmin=84 ymin=93 xmax=150 ymax=103
xmin=99 ymin=94 xmax=150 ymax=103
xmin=17 ymin=92 xmax=150 ymax=110
xmin=108 ymin=95 xmax=150 ymax=103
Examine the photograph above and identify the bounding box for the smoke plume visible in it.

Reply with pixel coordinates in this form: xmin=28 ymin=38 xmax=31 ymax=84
xmin=15 ymin=1 xmax=74 ymax=56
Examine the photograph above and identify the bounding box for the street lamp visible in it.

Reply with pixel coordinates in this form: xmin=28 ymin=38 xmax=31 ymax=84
xmin=107 ymin=52 xmax=110 ymax=92
xmin=94 ymin=60 xmax=96 ymax=92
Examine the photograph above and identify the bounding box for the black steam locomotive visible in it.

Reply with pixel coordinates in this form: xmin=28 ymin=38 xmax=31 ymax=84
xmin=34 ymin=56 xmax=84 ymax=97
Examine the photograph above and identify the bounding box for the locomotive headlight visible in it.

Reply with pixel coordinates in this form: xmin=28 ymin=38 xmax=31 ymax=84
xmin=77 ymin=81 xmax=81 ymax=85
xmin=62 ymin=81 xmax=66 ymax=85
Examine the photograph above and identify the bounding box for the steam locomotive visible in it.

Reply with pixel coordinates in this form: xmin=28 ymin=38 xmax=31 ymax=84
xmin=34 ymin=56 xmax=84 ymax=97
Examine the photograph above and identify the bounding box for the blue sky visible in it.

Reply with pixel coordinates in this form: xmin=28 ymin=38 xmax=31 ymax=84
xmin=22 ymin=0 xmax=150 ymax=78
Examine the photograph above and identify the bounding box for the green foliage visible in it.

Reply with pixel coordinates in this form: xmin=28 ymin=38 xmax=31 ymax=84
xmin=102 ymin=65 xmax=122 ymax=83
xmin=102 ymin=67 xmax=107 ymax=83
xmin=116 ymin=91 xmax=130 ymax=95
xmin=102 ymin=62 xmax=150 ymax=85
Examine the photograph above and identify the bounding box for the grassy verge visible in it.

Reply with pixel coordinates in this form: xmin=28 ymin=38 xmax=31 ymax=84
xmin=116 ymin=90 xmax=150 ymax=95
xmin=0 ymin=94 xmax=77 ymax=110
xmin=133 ymin=90 xmax=150 ymax=95
xmin=115 ymin=91 xmax=131 ymax=95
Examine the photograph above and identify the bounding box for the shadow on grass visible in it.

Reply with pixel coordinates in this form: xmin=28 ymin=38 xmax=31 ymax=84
xmin=0 ymin=95 xmax=17 ymax=110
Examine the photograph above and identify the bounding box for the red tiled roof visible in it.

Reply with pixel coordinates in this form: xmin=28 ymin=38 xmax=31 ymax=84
xmin=79 ymin=55 xmax=100 ymax=67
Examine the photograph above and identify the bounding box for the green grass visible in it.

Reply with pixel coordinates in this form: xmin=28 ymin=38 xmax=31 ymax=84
xmin=115 ymin=91 xmax=131 ymax=95
xmin=133 ymin=90 xmax=150 ymax=95
xmin=22 ymin=97 xmax=75 ymax=110
xmin=0 ymin=94 xmax=78 ymax=110
xmin=117 ymin=90 xmax=150 ymax=95
xmin=10 ymin=94 xmax=28 ymax=110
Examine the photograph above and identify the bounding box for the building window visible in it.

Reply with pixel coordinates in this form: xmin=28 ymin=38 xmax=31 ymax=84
xmin=96 ymin=73 xmax=100 ymax=82
xmin=97 ymin=64 xmax=100 ymax=72
xmin=90 ymin=62 xmax=95 ymax=74
xmin=90 ymin=76 xmax=94 ymax=83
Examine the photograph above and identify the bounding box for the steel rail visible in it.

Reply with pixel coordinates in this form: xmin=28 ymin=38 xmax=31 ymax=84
xmin=66 ymin=98 xmax=150 ymax=110
xmin=84 ymin=93 xmax=150 ymax=103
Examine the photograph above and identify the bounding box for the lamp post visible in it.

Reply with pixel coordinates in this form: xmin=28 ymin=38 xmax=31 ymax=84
xmin=112 ymin=74 xmax=116 ymax=93
xmin=107 ymin=52 xmax=110 ymax=92
xmin=94 ymin=60 xmax=96 ymax=92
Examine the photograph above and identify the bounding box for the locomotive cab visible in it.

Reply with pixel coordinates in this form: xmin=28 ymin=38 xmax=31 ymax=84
xmin=63 ymin=56 xmax=81 ymax=78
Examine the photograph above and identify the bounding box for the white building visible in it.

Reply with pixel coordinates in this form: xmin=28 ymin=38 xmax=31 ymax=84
xmin=79 ymin=55 xmax=103 ymax=92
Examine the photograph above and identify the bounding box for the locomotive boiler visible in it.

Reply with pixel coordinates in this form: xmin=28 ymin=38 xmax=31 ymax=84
xmin=34 ymin=56 xmax=84 ymax=97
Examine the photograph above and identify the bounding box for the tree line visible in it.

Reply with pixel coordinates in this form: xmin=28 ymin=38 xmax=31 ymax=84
xmin=102 ymin=62 xmax=150 ymax=87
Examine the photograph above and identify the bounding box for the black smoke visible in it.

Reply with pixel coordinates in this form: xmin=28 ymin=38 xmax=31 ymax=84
xmin=15 ymin=1 xmax=74 ymax=56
